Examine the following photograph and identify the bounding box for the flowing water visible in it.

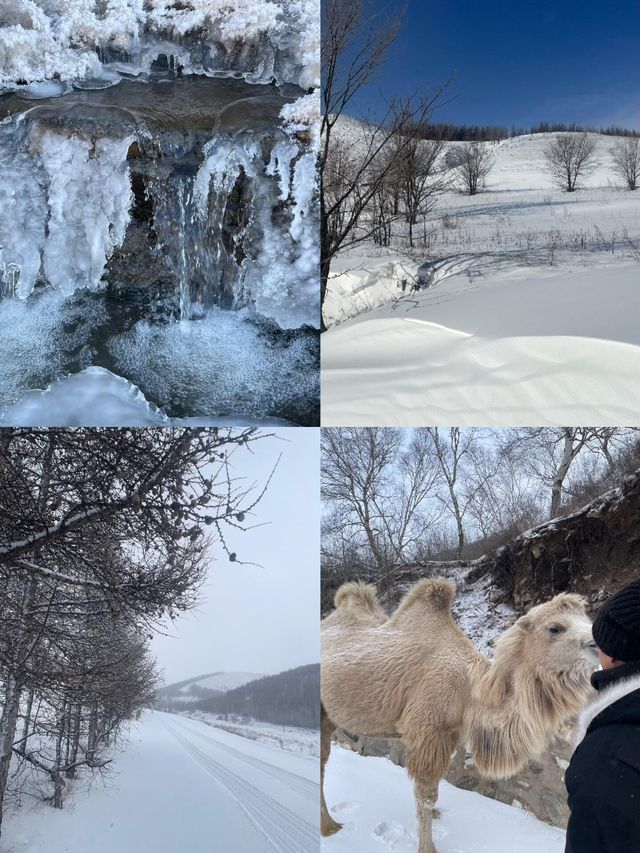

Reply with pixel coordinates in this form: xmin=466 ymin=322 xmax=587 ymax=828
xmin=0 ymin=73 xmax=319 ymax=425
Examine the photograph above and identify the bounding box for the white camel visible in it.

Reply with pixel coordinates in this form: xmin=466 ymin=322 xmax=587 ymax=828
xmin=321 ymin=578 xmax=597 ymax=853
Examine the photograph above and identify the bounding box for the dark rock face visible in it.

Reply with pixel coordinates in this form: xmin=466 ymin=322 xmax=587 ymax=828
xmin=482 ymin=470 xmax=640 ymax=613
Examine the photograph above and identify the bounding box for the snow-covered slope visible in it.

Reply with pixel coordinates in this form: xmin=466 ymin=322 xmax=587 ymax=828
xmin=159 ymin=671 xmax=265 ymax=704
xmin=324 ymin=745 xmax=565 ymax=853
xmin=191 ymin=672 xmax=265 ymax=693
xmin=322 ymin=130 xmax=640 ymax=426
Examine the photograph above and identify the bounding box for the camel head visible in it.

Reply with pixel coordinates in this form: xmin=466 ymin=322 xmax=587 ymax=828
xmin=467 ymin=592 xmax=598 ymax=779
xmin=506 ymin=592 xmax=598 ymax=683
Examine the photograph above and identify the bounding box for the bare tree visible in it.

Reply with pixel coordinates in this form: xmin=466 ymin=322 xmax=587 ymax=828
xmin=0 ymin=427 xmax=274 ymax=833
xmin=544 ymin=133 xmax=597 ymax=192
xmin=321 ymin=427 xmax=442 ymax=606
xmin=421 ymin=428 xmax=482 ymax=558
xmin=502 ymin=427 xmax=628 ymax=518
xmin=461 ymin=440 xmax=542 ymax=541
xmin=452 ymin=141 xmax=495 ymax=195
xmin=320 ymin=0 xmax=449 ymax=327
xmin=611 ymin=137 xmax=640 ymax=190
xmin=399 ymin=135 xmax=449 ymax=246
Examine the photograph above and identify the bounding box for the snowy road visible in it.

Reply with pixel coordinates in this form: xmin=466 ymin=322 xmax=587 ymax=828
xmin=3 ymin=711 xmax=319 ymax=853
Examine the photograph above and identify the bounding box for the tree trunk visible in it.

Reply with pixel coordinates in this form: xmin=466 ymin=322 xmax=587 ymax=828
xmin=452 ymin=494 xmax=465 ymax=559
xmin=320 ymin=255 xmax=331 ymax=333
xmin=87 ymin=703 xmax=98 ymax=767
xmin=53 ymin=704 xmax=66 ymax=809
xmin=320 ymin=184 xmax=329 ymax=333
xmin=0 ymin=677 xmax=22 ymax=834
xmin=0 ymin=574 xmax=38 ymax=836
xmin=550 ymin=429 xmax=577 ymax=518
xmin=66 ymin=705 xmax=81 ymax=779
xmin=16 ymin=689 xmax=34 ymax=757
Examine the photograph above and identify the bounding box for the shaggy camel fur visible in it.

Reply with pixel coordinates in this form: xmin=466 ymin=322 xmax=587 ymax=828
xmin=321 ymin=578 xmax=597 ymax=853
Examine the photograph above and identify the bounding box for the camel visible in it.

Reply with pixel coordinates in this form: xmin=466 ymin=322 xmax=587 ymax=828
xmin=321 ymin=578 xmax=598 ymax=853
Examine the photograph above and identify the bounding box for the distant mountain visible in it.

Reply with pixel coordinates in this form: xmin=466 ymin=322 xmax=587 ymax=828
xmin=190 ymin=664 xmax=320 ymax=729
xmin=155 ymin=671 xmax=265 ymax=711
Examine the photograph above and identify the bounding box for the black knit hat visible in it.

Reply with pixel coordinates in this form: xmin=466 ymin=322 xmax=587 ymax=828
xmin=592 ymin=578 xmax=640 ymax=662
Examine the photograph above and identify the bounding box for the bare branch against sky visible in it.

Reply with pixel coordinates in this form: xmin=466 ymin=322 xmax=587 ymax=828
xmin=152 ymin=429 xmax=320 ymax=684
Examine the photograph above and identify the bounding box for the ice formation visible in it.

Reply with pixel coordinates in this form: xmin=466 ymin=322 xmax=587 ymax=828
xmin=0 ymin=0 xmax=320 ymax=90
xmin=39 ymin=129 xmax=134 ymax=294
xmin=0 ymin=118 xmax=132 ymax=298
xmin=0 ymin=118 xmax=46 ymax=298
xmin=193 ymin=132 xmax=319 ymax=328
xmin=0 ymin=2 xmax=320 ymax=423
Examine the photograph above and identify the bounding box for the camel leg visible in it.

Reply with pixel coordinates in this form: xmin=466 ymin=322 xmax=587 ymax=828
xmin=321 ymin=705 xmax=342 ymax=836
xmin=414 ymin=779 xmax=439 ymax=853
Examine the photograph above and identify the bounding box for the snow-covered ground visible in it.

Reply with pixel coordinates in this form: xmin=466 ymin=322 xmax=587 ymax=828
xmin=182 ymin=711 xmax=320 ymax=758
xmin=322 ymin=131 xmax=640 ymax=426
xmin=323 ymin=745 xmax=565 ymax=853
xmin=3 ymin=710 xmax=319 ymax=853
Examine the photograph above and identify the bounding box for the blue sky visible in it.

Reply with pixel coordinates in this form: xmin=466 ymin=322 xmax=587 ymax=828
xmin=344 ymin=0 xmax=639 ymax=129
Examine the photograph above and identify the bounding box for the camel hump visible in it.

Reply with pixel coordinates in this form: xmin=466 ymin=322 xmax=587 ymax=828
xmin=396 ymin=578 xmax=456 ymax=615
xmin=334 ymin=581 xmax=381 ymax=614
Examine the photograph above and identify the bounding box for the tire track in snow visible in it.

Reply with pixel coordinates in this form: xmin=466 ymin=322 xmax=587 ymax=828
xmin=168 ymin=716 xmax=318 ymax=801
xmin=163 ymin=720 xmax=318 ymax=853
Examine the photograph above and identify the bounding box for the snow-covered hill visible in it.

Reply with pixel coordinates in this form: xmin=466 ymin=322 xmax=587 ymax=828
xmin=324 ymin=745 xmax=565 ymax=853
xmin=186 ymin=672 xmax=266 ymax=693
xmin=158 ymin=671 xmax=265 ymax=704
xmin=322 ymin=127 xmax=640 ymax=426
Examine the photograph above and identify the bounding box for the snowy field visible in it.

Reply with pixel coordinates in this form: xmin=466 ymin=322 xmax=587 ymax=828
xmin=323 ymin=746 xmax=565 ymax=853
xmin=322 ymin=132 xmax=640 ymax=426
xmin=181 ymin=711 xmax=320 ymax=758
xmin=2 ymin=711 xmax=319 ymax=853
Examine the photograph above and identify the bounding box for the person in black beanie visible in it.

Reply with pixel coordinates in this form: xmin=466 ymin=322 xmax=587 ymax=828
xmin=565 ymin=577 xmax=640 ymax=853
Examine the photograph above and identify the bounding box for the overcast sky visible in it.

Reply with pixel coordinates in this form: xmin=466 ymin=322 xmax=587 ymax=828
xmin=152 ymin=429 xmax=319 ymax=685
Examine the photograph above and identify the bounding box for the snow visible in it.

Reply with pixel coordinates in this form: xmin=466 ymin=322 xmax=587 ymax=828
xmin=193 ymin=672 xmax=264 ymax=692
xmin=0 ymin=0 xmax=319 ymax=90
xmin=322 ymin=131 xmax=640 ymax=426
xmin=323 ymin=745 xmax=565 ymax=853
xmin=280 ymin=92 xmax=320 ymax=129
xmin=3 ymin=710 xmax=319 ymax=853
